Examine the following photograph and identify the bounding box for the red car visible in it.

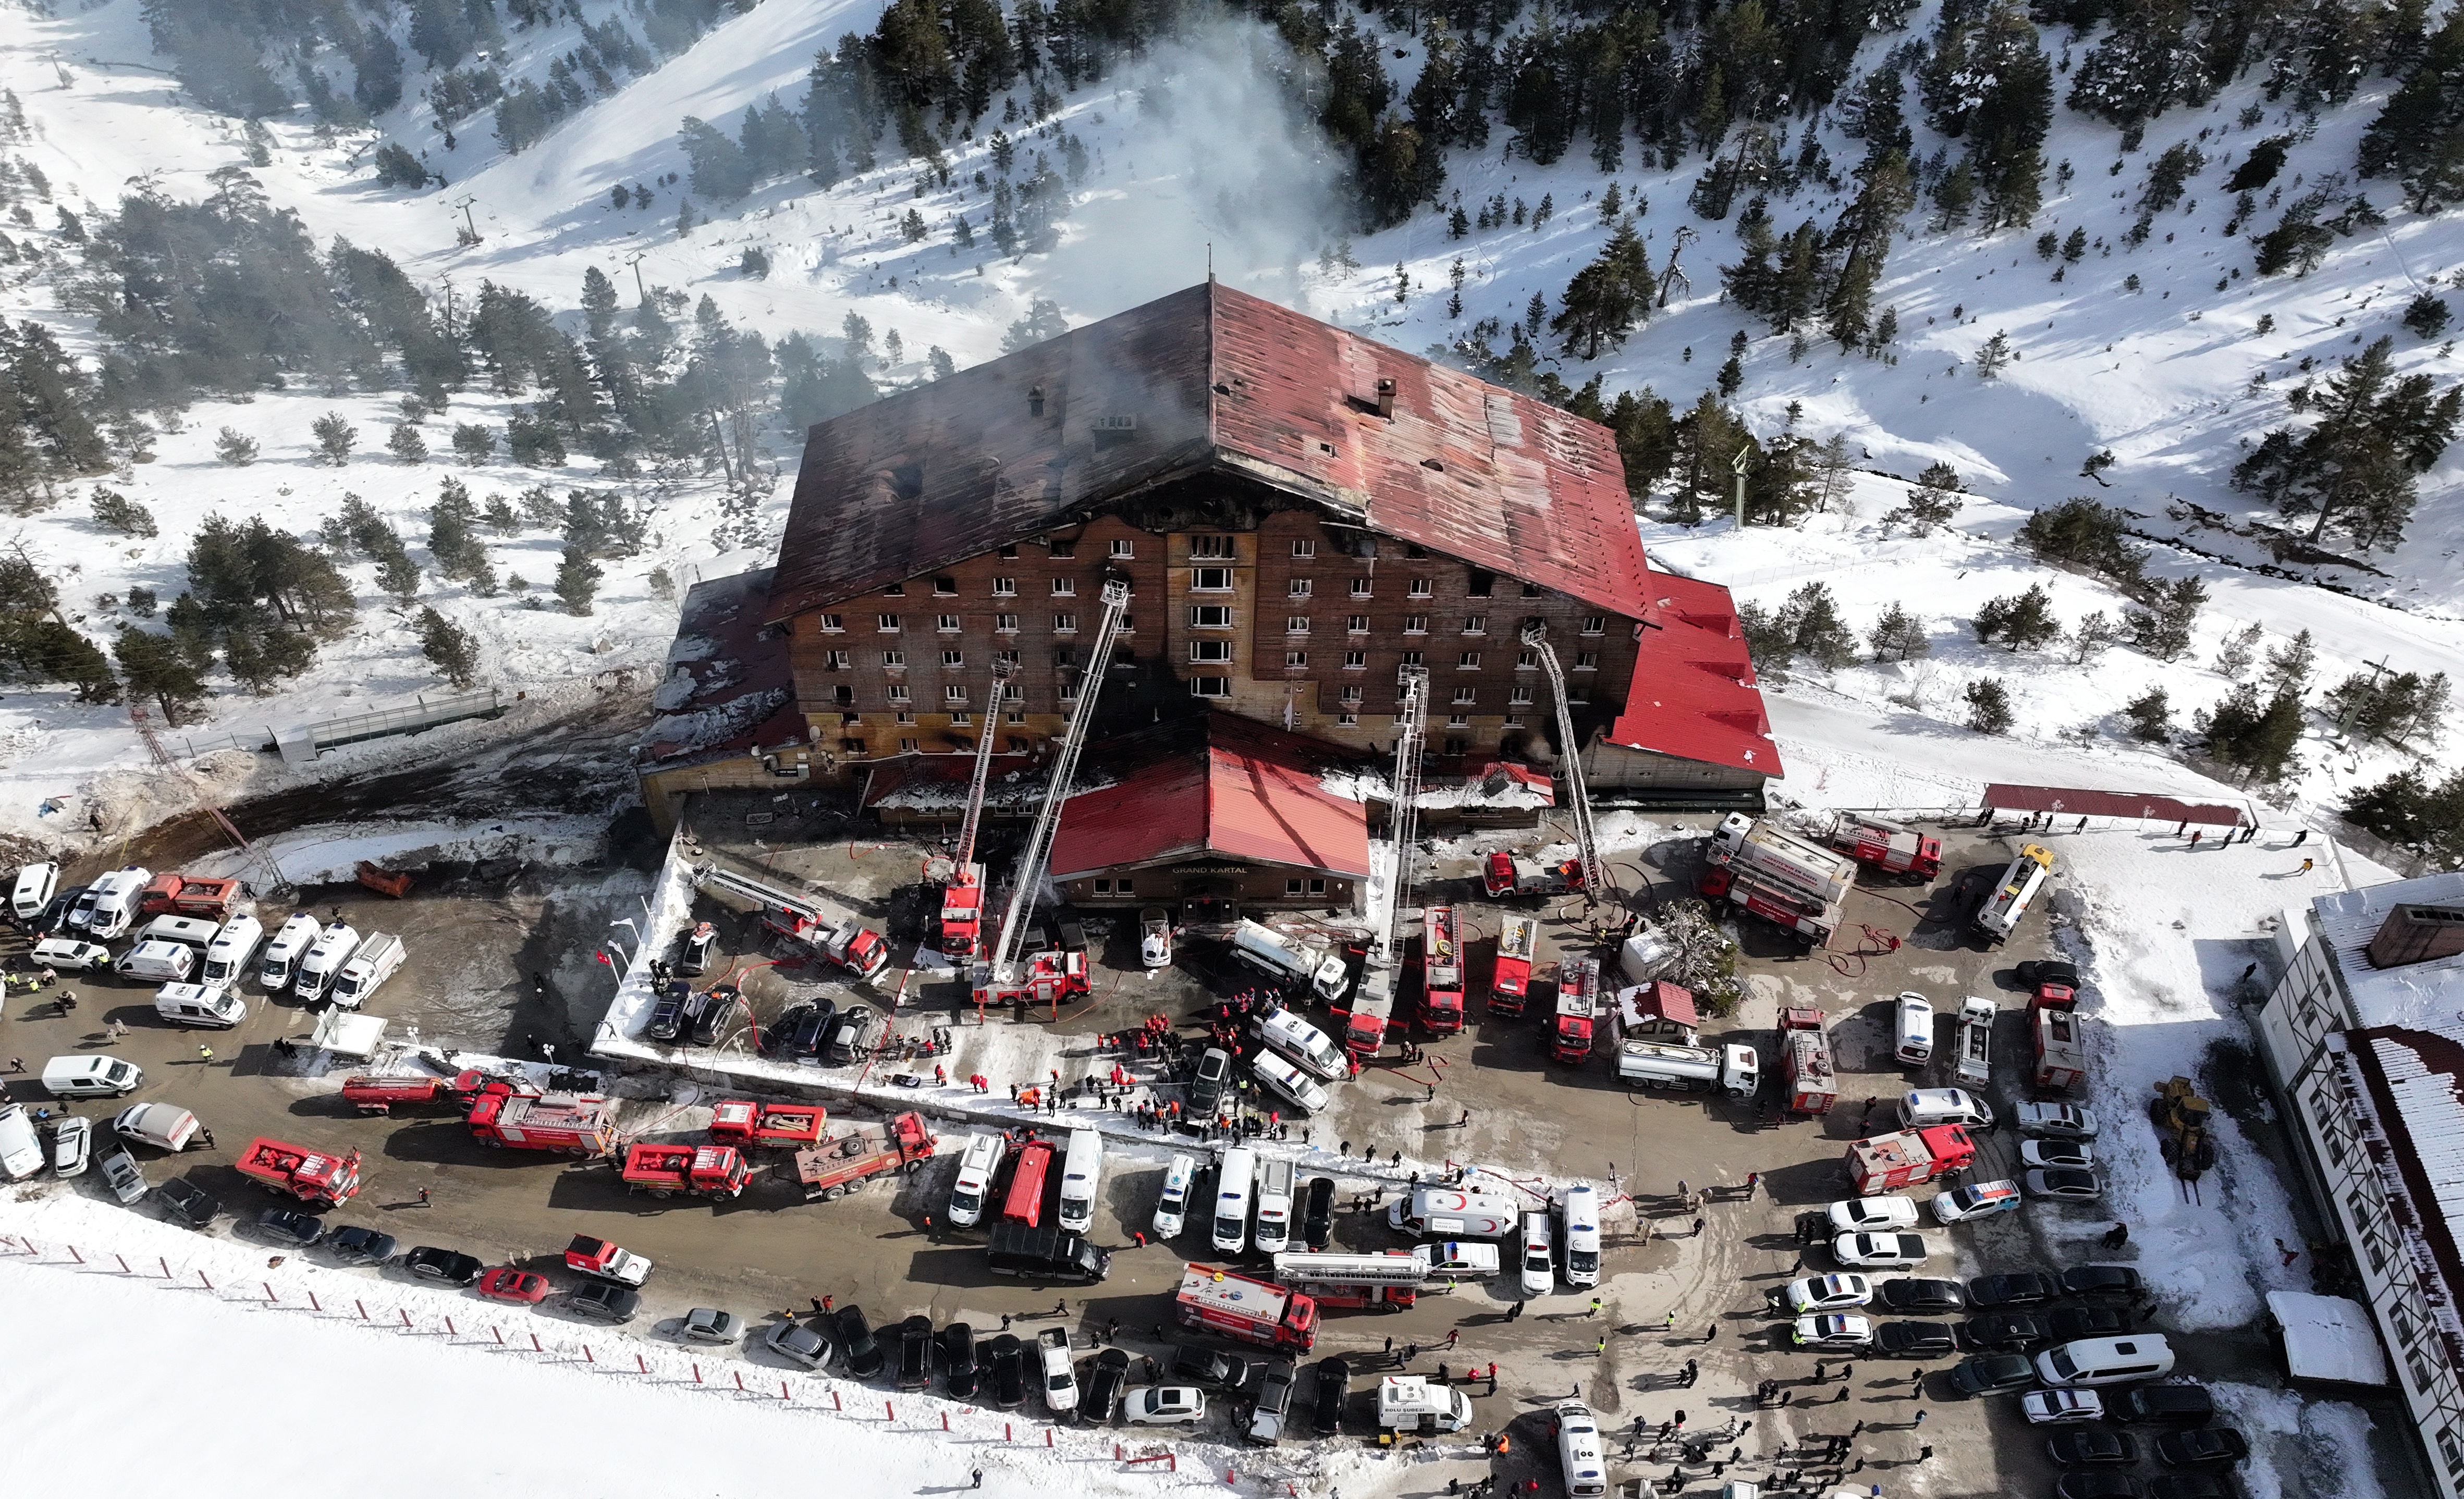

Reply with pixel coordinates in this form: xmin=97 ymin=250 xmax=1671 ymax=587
xmin=476 ymin=1267 xmax=550 ymax=1304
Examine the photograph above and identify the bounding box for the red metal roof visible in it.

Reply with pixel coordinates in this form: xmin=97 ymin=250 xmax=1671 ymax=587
xmin=1048 ymin=713 xmax=1372 ymax=881
xmin=1603 ymin=570 xmax=1782 ymax=777
xmin=767 ymin=282 xmax=1652 ymax=623
xmin=1981 ymin=784 xmax=2248 ymax=828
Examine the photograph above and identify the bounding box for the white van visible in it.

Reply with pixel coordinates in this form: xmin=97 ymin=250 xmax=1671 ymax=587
xmin=140 ymin=914 xmax=223 ymax=951
xmin=1213 ymin=1146 xmax=1257 ymax=1255
xmin=2034 ymin=1334 xmax=2176 ymax=1387
xmin=293 ymin=921 xmax=361 ymax=1004
xmin=154 ymin=981 xmax=244 ymax=1029
xmin=1560 ymin=1184 xmax=1603 ymax=1287
xmin=329 ymin=932 xmax=405 ymax=1009
xmin=200 ymin=914 xmax=265 ymax=987
xmin=1388 ymin=1188 xmax=1522 ymax=1240
xmin=258 ymin=912 xmax=321 ymax=990
xmin=11 ymin=861 xmax=58 ymax=921
xmin=1155 ymin=1153 xmax=1197 ymax=1240
xmin=1901 ymin=1088 xmax=1995 ymax=1131
xmin=113 ymin=1102 xmax=200 ymax=1152
xmin=1555 ymin=1399 xmax=1609 ymax=1499
xmin=78 ymin=866 xmax=151 ymax=939
xmin=1894 ymin=992 xmax=1934 ymax=1066
xmin=1412 ymin=1241 xmax=1503 ymax=1278
xmin=1976 ymin=844 xmax=2055 ymax=943
xmin=946 ymin=1132 xmax=1008 ymax=1228
xmin=40 ymin=1055 xmax=143 ymax=1098
xmin=1254 ymin=1158 xmax=1296 ymax=1255
xmin=1251 ymin=1003 xmax=1347 ymax=1082
xmin=1057 ymin=1126 xmax=1103 ymax=1234
xmin=1518 ymin=1211 xmax=1556 ymax=1297
xmin=115 ymin=940 xmax=195 ymax=984
xmin=0 ymin=1104 xmax=42 ymax=1181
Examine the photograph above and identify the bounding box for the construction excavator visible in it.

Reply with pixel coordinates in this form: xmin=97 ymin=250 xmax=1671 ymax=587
xmin=2152 ymin=1075 xmax=2217 ymax=1185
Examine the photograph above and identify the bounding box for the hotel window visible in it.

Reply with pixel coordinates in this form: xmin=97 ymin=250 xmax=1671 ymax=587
xmin=1570 ymin=686 xmax=1591 ymax=704
xmin=883 ymin=582 xmax=904 ymax=596
xmin=997 ymin=649 xmax=1020 ymax=665
xmin=1510 ymin=686 xmax=1535 ymax=705
xmin=1117 ymin=877 xmax=1136 ymax=895
xmin=840 ymin=738 xmax=865 ymax=753
xmin=1517 ymin=649 xmax=1539 ymax=669
xmin=832 ymin=684 xmax=853 ymax=705
xmin=1289 ymin=578 xmax=1312 ymax=597
xmin=1286 ymin=616 xmax=1310 ymax=634
xmin=992 ymin=577 xmax=1017 ymax=596
xmin=1002 ymin=682 xmax=1023 ymax=701
xmin=1110 ymin=538 xmax=1135 ymax=558
xmin=895 ymin=710 xmax=915 ymax=724
xmin=881 ymin=650 xmax=906 ymax=668
xmin=1118 ymin=615 xmax=1135 ymax=634
xmin=1575 ymin=652 xmax=1599 ymax=670
xmin=1285 ymin=878 xmax=1327 ymax=897
xmin=840 ymin=712 xmax=861 ymax=726
xmin=899 ymin=738 xmax=920 ymax=753
xmin=1340 ymin=686 xmax=1363 ymax=704
xmin=1189 ymin=604 xmax=1233 ymax=628
xmin=1444 ymin=735 xmax=1468 ymax=753
xmin=1292 ymin=539 xmax=1317 ymax=558
xmin=1192 ymin=534 xmax=1233 ymax=558
xmin=1343 ymin=650 xmax=1367 ymax=669
xmin=998 ymin=544 xmax=1020 ymax=560
xmin=887 ymin=685 xmax=911 ymax=702
xmin=1462 ymin=615 xmax=1487 ymax=635
xmin=933 ymin=576 xmax=957 ymax=596
xmin=1338 ymin=711 xmax=1359 ymax=726
xmin=1404 ymin=615 xmax=1429 ymax=634
xmin=1190 ymin=677 xmax=1230 ymax=697
xmin=937 ymin=613 xmax=961 ymax=632
xmin=1192 ymin=566 xmax=1232 ymax=592
xmin=1466 ymin=570 xmax=1494 ymax=597
xmin=1053 ymin=613 xmax=1078 ymax=633
xmin=1453 ymin=687 xmax=1477 ymax=705
xmin=1347 ymin=615 xmax=1369 ymax=633
xmin=950 ymin=711 xmax=971 ymax=726
xmin=1190 ymin=640 xmax=1233 ymax=663
xmin=824 ymin=649 xmax=849 ymax=669
xmin=1522 ymin=582 xmax=1544 ymax=598
xmin=1052 ymin=578 xmax=1076 ymax=596
xmin=818 ymin=613 xmax=843 ymax=632
xmin=1350 ymin=578 xmax=1372 ymax=598
xmin=945 ymin=685 xmax=967 ymax=703
xmin=1580 ymin=615 xmax=1605 ymax=634
xmin=1400 ymin=650 xmax=1423 ymax=667
xmin=1408 ymin=577 xmax=1433 ymax=597
xmin=1458 ymin=652 xmax=1481 ymax=669
xmin=995 ymin=613 xmax=1019 ymax=633
xmin=1093 ymin=879 xmax=1112 ymax=894
xmin=1285 ymin=651 xmax=1308 ymax=668
xmin=941 ymin=649 xmax=964 ymax=668
xmin=1049 ymin=539 xmax=1076 ymax=559
xmin=1405 ymin=544 xmax=1427 ymax=559
xmin=877 ymin=613 xmax=902 ymax=632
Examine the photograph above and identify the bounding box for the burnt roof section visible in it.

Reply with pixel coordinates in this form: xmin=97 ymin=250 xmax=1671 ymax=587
xmin=767 ymin=281 xmax=1653 ymax=623
xmin=639 ymin=566 xmax=802 ymax=770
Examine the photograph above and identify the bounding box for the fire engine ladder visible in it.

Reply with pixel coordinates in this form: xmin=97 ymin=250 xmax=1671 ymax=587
xmin=1520 ymin=622 xmax=1610 ymax=911
xmin=930 ymin=657 xmax=1016 ymax=884
xmin=1378 ymin=666 xmax=1430 ymax=972
xmin=694 ymin=861 xmax=830 ymax=928
xmin=983 ymin=579 xmax=1131 ymax=990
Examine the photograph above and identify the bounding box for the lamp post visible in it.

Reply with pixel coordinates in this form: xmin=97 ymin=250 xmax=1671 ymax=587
xmin=1731 ymin=443 xmax=1752 ymax=531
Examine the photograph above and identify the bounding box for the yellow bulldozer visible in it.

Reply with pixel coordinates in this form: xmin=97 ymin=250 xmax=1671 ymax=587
xmin=2152 ymin=1076 xmax=2217 ymax=1179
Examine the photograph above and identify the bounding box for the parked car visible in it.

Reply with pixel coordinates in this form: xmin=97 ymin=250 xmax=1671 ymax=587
xmin=766 ymin=1318 xmax=832 ymax=1369
xmin=1828 ymin=1196 xmax=1920 ymax=1232
xmin=1140 ymin=907 xmax=1173 ymax=968
xmin=478 ymin=1267 xmax=551 ymax=1304
xmin=690 ymin=984 xmax=739 ymax=1047
xmin=824 ymin=1006 xmax=889 ymax=1068
xmin=326 ymin=1225 xmax=397 ymax=1264
xmin=2062 ymin=1265 xmax=2146 ymax=1298
xmin=404 ymin=1246 xmax=483 ymax=1285
xmin=1875 ymin=1321 xmax=1956 ymax=1357
xmin=2027 ymin=1168 xmax=2106 ymax=1201
xmin=837 ymin=1306 xmax=887 ymax=1379
xmin=1125 ymin=1386 xmax=1207 ymax=1427
xmin=2051 ymin=1306 xmax=2132 ymax=1342
xmin=1039 ymin=1328 xmax=1079 ymax=1415
xmin=2020 ymin=1389 xmax=2105 ymax=1425
xmin=2050 ymin=1431 xmax=2141 ymax=1466
xmin=1313 ymin=1356 xmax=1351 ymax=1434
xmin=1967 ymin=1271 xmax=2063 ymax=1308
xmin=2054 ymin=1475 xmax=2146 ymax=1499
xmin=2015 ymin=1102 xmax=2100 ymax=1139
xmin=100 ymin=1148 xmax=146 ymax=1204
xmin=2022 ymin=1139 xmax=2097 ymax=1171
xmin=156 ymin=1177 xmax=219 ymax=1229
xmin=1190 ymin=1047 xmax=1233 ymax=1118
xmin=769 ymin=1000 xmax=837 ymax=1063
xmin=1173 ymin=1345 xmax=1252 ymax=1391
xmin=897 ymin=1314 xmax=935 ymax=1391
xmin=1777 ymin=1274 xmax=1873 ymax=1314
xmin=677 ymin=1307 xmax=743 ymax=1345
xmin=255 ymin=1207 xmax=325 ymax=1248
xmin=1960 ymin=1314 xmax=2053 ymax=1353
xmin=1302 ymin=1175 xmax=1337 ymax=1250
xmin=1792 ymin=1314 xmax=1873 ymax=1349
xmin=1836 ymin=1232 xmax=1939 ymax=1269
xmin=111 ymin=1102 xmax=201 ymax=1153
xmin=678 ymin=921 xmax=719 ymax=976
xmin=1932 ymin=1180 xmax=2025 ymax=1223
xmin=645 ymin=981 xmax=692 ymax=1042
xmin=2154 ymin=1428 xmax=2249 ymax=1468
xmin=943 ymin=1322 xmax=980 ymax=1399
xmin=1248 ymin=1048 xmax=1329 ymax=1114
xmin=0 ymin=1103 xmax=41 ymax=1181
xmin=986 ymin=1333 xmax=1028 ymax=1409
xmin=50 ymin=1115 xmax=91 ymax=1177
xmin=1082 ymin=1347 xmax=1132 ymax=1426
xmin=1876 ymin=1277 xmax=1965 ymax=1314
xmin=2108 ymin=1384 xmax=2216 ymax=1425
xmin=1948 ymin=1353 xmax=2037 ymax=1395
xmin=1244 ymin=1356 xmax=1296 ymax=1444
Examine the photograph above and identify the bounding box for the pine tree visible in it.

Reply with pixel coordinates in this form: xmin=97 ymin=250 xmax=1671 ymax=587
xmin=90 ymin=489 xmax=158 ymax=538
xmin=387 ymin=423 xmax=428 ymax=463
xmin=2067 ymin=610 xmax=2119 ymax=663
xmin=1867 ymin=600 xmax=1930 ymax=661
xmin=214 ymin=427 xmax=259 ymax=466
xmin=2263 ymin=628 xmax=2316 ymax=696
xmin=452 ymin=425 xmax=497 ymax=465
xmin=1781 ymin=582 xmax=1859 ymax=668
xmin=554 ymin=544 xmax=603 ymax=616
xmin=1716 ymin=353 xmax=1744 ymax=398
xmin=2201 ymin=684 xmax=2306 ymax=782
xmin=2124 ymin=687 xmax=2172 ymax=742
xmin=2125 ymin=575 xmax=2207 ymax=661
xmin=2213 ymin=621 xmax=2264 ymax=676
xmin=2232 ymin=336 xmax=2462 ymax=550
xmin=1550 ymin=219 xmax=1654 ymax=359
xmin=311 ymin=412 xmax=357 ymax=466
xmin=114 ymin=626 xmax=207 ymax=724
xmin=1974 ymin=584 xmax=2060 ymax=652
xmin=415 ymin=605 xmax=481 ymax=686
xmin=1965 ymin=678 xmax=2015 ymax=734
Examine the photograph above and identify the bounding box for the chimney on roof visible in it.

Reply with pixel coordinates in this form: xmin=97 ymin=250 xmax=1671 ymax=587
xmin=2365 ymin=903 xmax=2464 ymax=970
xmin=1028 ymin=385 xmax=1046 ymax=418
xmin=1375 ymin=378 xmax=1395 ymax=420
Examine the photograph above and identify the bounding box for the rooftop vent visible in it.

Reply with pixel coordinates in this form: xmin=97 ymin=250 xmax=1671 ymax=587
xmin=2365 ymin=903 xmax=2464 ymax=970
xmin=1028 ymin=385 xmax=1046 ymax=417
xmin=1375 ymin=377 xmax=1396 ymax=419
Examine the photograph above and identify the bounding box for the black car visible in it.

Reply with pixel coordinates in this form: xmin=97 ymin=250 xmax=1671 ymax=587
xmin=2149 ymin=1477 xmax=2235 ymax=1499
xmin=825 ymin=1007 xmax=887 ymax=1067
xmin=404 ymin=1246 xmax=483 ymax=1285
xmin=2109 ymin=1384 xmax=2217 ymax=1425
xmin=1313 ymin=1356 xmax=1350 ymax=1435
xmin=2049 ymin=1431 xmax=2141 ymax=1466
xmin=1958 ymin=1313 xmax=2052 ymax=1352
xmin=645 ymin=981 xmax=692 ymax=1042
xmin=325 ymin=1225 xmax=397 ymax=1264
xmin=836 ymin=1305 xmax=886 ymax=1379
xmin=2017 ymin=959 xmax=2080 ymax=991
xmin=2054 ymin=1476 xmax=2146 ymax=1499
xmin=1082 ymin=1347 xmax=1131 ymax=1425
xmin=1948 ymin=1353 xmax=2037 ymax=1395
xmin=1302 ymin=1176 xmax=1336 ymax=1251
xmin=678 ymin=921 xmax=718 ymax=977
xmin=1877 ymin=1277 xmax=1965 ymax=1314
xmin=768 ymin=1000 xmax=837 ymax=1062
xmin=157 ymin=1177 xmax=219 ymax=1228
xmin=1172 ymin=1345 xmax=1252 ymax=1391
xmin=985 ymin=1333 xmax=1027 ymax=1409
xmin=943 ymin=1322 xmax=980 ymax=1399
xmin=37 ymin=886 xmax=87 ymax=932
xmin=255 ymin=1207 xmax=324 ymax=1247
xmin=1967 ymin=1271 xmax=2063 ymax=1308
xmin=570 ymin=1283 xmax=641 ymax=1324
xmin=2051 ymin=1306 xmax=2132 ymax=1342
xmin=2062 ymin=1265 xmax=2146 ymax=1298
xmin=689 ymin=985 xmax=739 ymax=1047
xmin=1874 ymin=1320 xmax=1957 ymax=1357
xmin=897 ymin=1314 xmax=935 ymax=1391
xmin=2154 ymin=1428 xmax=2249 ymax=1468
xmin=1189 ymin=1048 xmax=1232 ymax=1118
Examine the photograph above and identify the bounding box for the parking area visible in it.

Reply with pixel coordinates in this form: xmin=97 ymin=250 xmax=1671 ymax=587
xmin=4 ymin=810 xmax=2299 ymax=1494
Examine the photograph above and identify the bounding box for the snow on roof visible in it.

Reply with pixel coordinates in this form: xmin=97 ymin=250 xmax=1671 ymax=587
xmin=639 ymin=567 xmax=804 ymax=770
xmin=2265 ymin=1291 xmax=2392 ymax=1386
xmin=2313 ymin=870 xmax=2464 ymax=1030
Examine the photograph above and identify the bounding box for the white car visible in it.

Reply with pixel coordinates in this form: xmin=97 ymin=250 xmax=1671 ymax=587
xmin=1139 ymin=907 xmax=1173 ymax=969
xmin=1828 ymin=1196 xmax=1920 ymax=1233
xmin=1931 ymin=1180 xmax=2023 ymax=1223
xmin=1518 ymin=1212 xmax=1555 ymax=1297
xmin=2020 ymin=1139 xmax=2095 ymax=1171
xmin=0 ymin=1104 xmax=43 ymax=1181
xmin=2014 ymin=1102 xmax=2099 ymax=1139
xmin=1832 ymin=1233 xmax=1940 ymax=1269
xmin=29 ymin=937 xmax=112 ymax=972
xmin=1123 ymin=1385 xmax=1207 ymax=1426
xmin=1249 ymin=1049 xmax=1330 ymax=1114
xmin=100 ymin=1148 xmax=146 ymax=1204
xmin=1778 ymin=1274 xmax=1873 ymax=1314
xmin=2020 ymin=1389 xmax=2104 ymax=1424
xmin=1038 ymin=1328 xmax=1078 ymax=1415
xmin=2024 ymin=1168 xmax=2104 ymax=1201
xmin=1154 ymin=1153 xmax=1196 ymax=1240
xmin=1791 ymin=1314 xmax=1873 ymax=1348
xmin=51 ymin=1115 xmax=91 ymax=1177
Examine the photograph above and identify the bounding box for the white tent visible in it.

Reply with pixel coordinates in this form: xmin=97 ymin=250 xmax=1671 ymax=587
xmin=309 ymin=1008 xmax=388 ymax=1062
xmin=2267 ymin=1290 xmax=2392 ymax=1387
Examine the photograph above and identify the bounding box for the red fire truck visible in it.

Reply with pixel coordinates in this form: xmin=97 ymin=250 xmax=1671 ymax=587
xmin=339 ymin=1071 xmax=482 ymax=1116
xmin=1271 ymin=1251 xmax=1425 ymax=1311
xmin=972 ymin=949 xmax=1090 ymax=1012
xmin=2033 ymin=1003 xmax=2087 ymax=1092
xmin=465 ymin=1078 xmax=619 ymax=1158
xmin=622 ymin=1142 xmax=751 ymax=1199
xmin=138 ymin=873 xmax=241 ymax=919
xmin=792 ymin=1111 xmax=938 ymax=1202
xmin=708 ymin=1100 xmax=827 ymax=1150
xmin=235 ymin=1137 xmax=362 ymax=1205
xmin=1827 ymin=815 xmax=1943 ymax=880
xmin=1002 ymin=1138 xmax=1055 ymax=1226
xmin=1550 ymin=956 xmax=1603 ymax=1064
xmin=1481 ymin=851 xmax=1584 ymax=898
xmin=1420 ymin=906 xmax=1465 ymax=1034
xmin=1175 ymin=1264 xmax=1319 ymax=1353
xmin=1844 ymin=1125 xmax=1977 ymax=1195
xmin=565 ymin=1234 xmax=653 ymax=1285
xmin=1780 ymin=1007 xmax=1838 ymax=1114
xmin=1487 ymin=915 xmax=1539 ymax=1017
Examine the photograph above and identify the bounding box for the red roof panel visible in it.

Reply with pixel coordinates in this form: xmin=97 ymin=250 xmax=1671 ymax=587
xmin=1048 ymin=714 xmax=1371 ymax=881
xmin=1605 ymin=570 xmax=1783 ymax=776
